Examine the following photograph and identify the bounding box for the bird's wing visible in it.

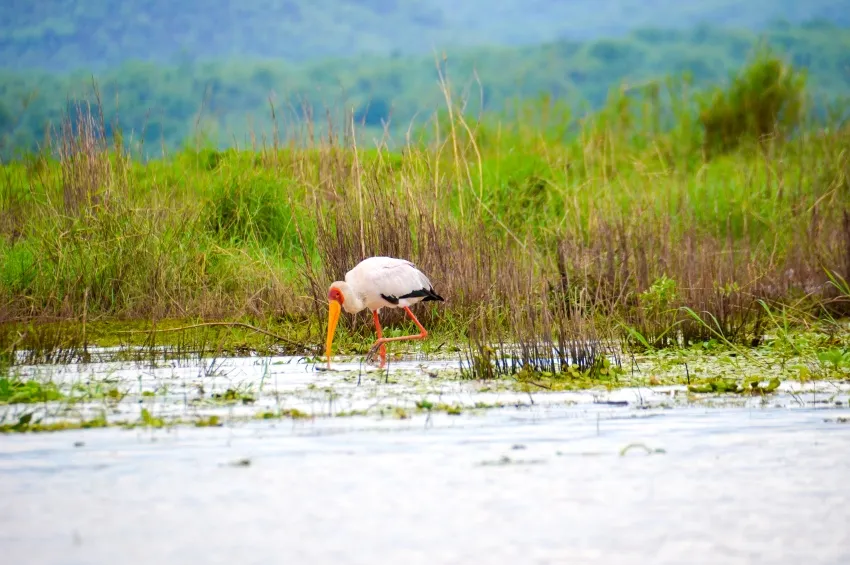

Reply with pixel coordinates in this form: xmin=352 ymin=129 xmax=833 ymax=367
xmin=347 ymin=257 xmax=435 ymax=299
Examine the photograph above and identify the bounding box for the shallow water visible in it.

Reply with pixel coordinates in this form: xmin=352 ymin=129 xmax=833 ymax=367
xmin=2 ymin=350 xmax=850 ymax=564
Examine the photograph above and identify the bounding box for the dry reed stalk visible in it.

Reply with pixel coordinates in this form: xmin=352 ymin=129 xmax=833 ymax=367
xmin=56 ymin=98 xmax=113 ymax=216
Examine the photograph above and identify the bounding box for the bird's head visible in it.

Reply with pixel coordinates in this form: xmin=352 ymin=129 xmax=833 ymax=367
xmin=325 ymin=281 xmax=351 ymax=368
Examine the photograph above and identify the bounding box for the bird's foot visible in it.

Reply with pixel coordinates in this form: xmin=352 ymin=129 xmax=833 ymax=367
xmin=364 ymin=344 xmax=379 ymax=365
xmin=364 ymin=342 xmax=387 ymax=368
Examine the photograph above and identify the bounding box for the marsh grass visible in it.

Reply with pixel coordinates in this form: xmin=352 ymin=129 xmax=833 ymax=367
xmin=0 ymin=51 xmax=849 ymax=376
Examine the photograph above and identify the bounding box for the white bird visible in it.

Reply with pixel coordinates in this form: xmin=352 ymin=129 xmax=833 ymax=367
xmin=325 ymin=256 xmax=444 ymax=369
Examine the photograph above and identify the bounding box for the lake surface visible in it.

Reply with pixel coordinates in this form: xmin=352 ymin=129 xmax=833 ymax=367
xmin=1 ymin=350 xmax=849 ymax=564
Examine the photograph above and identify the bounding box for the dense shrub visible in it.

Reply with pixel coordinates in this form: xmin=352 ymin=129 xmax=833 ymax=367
xmin=698 ymin=48 xmax=806 ymax=156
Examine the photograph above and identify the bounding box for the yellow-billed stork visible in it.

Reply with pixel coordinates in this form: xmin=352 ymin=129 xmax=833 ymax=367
xmin=325 ymin=256 xmax=444 ymax=369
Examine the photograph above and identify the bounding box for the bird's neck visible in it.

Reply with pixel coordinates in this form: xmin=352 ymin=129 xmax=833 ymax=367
xmin=341 ymin=288 xmax=365 ymax=313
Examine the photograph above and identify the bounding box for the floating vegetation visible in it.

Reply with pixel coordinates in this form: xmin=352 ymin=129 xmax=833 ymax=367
xmin=224 ymin=458 xmax=252 ymax=468
xmin=211 ymin=388 xmax=256 ymax=405
xmin=0 ymin=412 xmax=108 ymax=434
xmin=477 ymin=455 xmax=547 ymax=467
xmin=619 ymin=443 xmax=667 ymax=456
xmin=195 ymin=415 xmax=222 ymax=427
xmin=825 ymin=417 xmax=849 ymax=424
xmin=687 ymin=377 xmax=782 ymax=395
xmin=0 ymin=376 xmax=63 ymax=404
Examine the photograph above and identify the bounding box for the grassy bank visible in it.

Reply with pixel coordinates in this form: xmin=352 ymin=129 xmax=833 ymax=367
xmin=1 ymin=52 xmax=849 ymax=376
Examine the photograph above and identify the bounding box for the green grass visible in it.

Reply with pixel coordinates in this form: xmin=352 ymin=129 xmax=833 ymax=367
xmin=0 ymin=51 xmax=849 ymax=370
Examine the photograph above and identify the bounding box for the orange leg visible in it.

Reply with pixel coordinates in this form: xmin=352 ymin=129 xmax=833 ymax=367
xmin=372 ymin=310 xmax=387 ymax=368
xmin=366 ymin=307 xmax=429 ymax=367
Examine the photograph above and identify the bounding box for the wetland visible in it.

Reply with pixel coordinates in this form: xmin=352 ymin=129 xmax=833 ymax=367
xmin=2 ymin=51 xmax=850 ymax=563
xmin=1 ymin=329 xmax=849 ymax=565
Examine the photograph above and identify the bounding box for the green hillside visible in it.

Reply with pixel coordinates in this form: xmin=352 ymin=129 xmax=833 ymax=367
xmin=1 ymin=0 xmax=848 ymax=71
xmin=1 ymin=22 xmax=849 ymax=158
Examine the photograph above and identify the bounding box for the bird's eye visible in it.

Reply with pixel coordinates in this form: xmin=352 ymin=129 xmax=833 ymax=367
xmin=328 ymin=288 xmax=344 ymax=303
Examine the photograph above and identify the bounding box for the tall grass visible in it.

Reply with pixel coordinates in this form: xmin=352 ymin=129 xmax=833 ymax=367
xmin=1 ymin=52 xmax=848 ymax=371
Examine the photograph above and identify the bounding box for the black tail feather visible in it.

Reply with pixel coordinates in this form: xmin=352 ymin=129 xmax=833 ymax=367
xmin=423 ymin=288 xmax=445 ymax=302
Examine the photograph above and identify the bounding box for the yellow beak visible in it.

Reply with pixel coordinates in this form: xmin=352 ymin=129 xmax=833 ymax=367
xmin=325 ymin=299 xmax=342 ymax=368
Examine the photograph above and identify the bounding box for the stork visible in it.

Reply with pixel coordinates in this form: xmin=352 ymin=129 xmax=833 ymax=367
xmin=325 ymin=256 xmax=444 ymax=369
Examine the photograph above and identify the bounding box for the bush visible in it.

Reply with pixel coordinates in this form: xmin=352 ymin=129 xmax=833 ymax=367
xmin=699 ymin=48 xmax=806 ymax=157
xmin=205 ymin=176 xmax=290 ymax=247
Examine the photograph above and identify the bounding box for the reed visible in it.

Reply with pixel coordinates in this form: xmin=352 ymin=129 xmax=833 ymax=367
xmin=1 ymin=52 xmax=848 ymax=372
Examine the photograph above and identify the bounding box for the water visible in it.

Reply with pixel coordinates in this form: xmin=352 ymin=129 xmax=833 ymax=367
xmin=1 ymin=350 xmax=850 ymax=564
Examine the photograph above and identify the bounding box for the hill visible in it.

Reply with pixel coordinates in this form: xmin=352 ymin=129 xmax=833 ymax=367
xmin=1 ymin=22 xmax=849 ymax=158
xmin=2 ymin=0 xmax=849 ymax=71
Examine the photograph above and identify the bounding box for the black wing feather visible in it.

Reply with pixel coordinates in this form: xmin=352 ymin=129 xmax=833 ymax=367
xmin=381 ymin=287 xmax=444 ymax=304
xmin=400 ymin=287 xmax=445 ymax=302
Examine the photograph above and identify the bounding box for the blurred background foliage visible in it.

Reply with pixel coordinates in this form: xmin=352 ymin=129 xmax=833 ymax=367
xmin=1 ymin=2 xmax=849 ymax=159
xmin=4 ymin=1 xmax=848 ymax=71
